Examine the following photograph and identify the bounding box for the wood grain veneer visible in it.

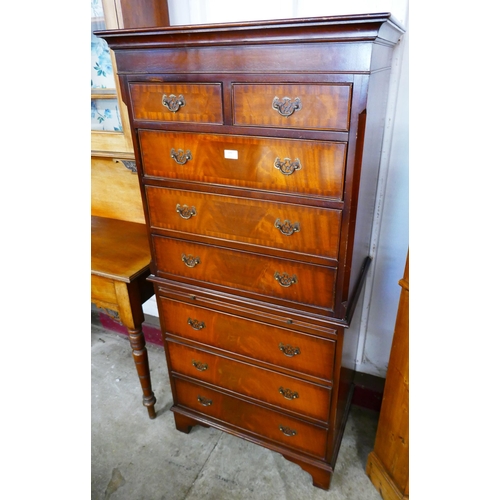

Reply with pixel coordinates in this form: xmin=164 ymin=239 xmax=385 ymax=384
xmin=96 ymin=13 xmax=404 ymax=489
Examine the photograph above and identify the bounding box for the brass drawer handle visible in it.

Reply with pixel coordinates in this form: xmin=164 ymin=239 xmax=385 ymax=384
xmin=279 ymin=425 xmax=297 ymax=437
xmin=274 ymin=219 xmax=300 ymax=236
xmin=187 ymin=318 xmax=206 ymax=330
xmin=279 ymin=343 xmax=301 ymax=357
xmin=274 ymin=272 xmax=298 ymax=287
xmin=181 ymin=254 xmax=201 ymax=268
xmin=279 ymin=387 xmax=299 ymax=400
xmin=272 ymin=96 xmax=302 ymax=117
xmin=192 ymin=360 xmax=208 ymax=371
xmin=176 ymin=204 xmax=197 ymax=219
xmin=162 ymin=93 xmax=185 ymax=112
xmin=171 ymin=148 xmax=192 ymax=165
xmin=274 ymin=157 xmax=302 ymax=175
xmin=197 ymin=395 xmax=212 ymax=406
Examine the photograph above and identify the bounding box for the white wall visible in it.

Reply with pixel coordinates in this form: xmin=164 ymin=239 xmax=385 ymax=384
xmin=145 ymin=0 xmax=410 ymax=378
xmin=168 ymin=0 xmax=407 ymax=27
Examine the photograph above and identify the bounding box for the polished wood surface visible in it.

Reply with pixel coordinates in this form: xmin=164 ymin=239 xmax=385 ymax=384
xmin=139 ymin=130 xmax=347 ymax=199
xmin=366 ymin=253 xmax=409 ymax=499
xmin=130 ymin=83 xmax=223 ymax=124
xmin=97 ymin=13 xmax=404 ymax=489
xmin=233 ymin=83 xmax=351 ymax=131
xmin=172 ymin=377 xmax=328 ymax=458
xmin=91 ymin=216 xmax=151 ymax=281
xmin=118 ymin=0 xmax=170 ymax=29
xmin=145 ymin=185 xmax=342 ymax=262
xmin=91 ymin=0 xmax=171 ymax=423
xmin=91 ymin=216 xmax=156 ymax=418
xmin=91 ymin=157 xmax=145 ymax=224
xmin=167 ymin=340 xmax=331 ymax=422
xmin=152 ymin=235 xmax=337 ymax=312
xmin=158 ymin=296 xmax=337 ymax=381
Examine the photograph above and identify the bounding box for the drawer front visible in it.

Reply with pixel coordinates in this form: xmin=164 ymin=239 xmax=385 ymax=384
xmin=159 ymin=297 xmax=336 ymax=380
xmin=129 ymin=83 xmax=223 ymax=124
xmin=167 ymin=341 xmax=330 ymax=421
xmin=153 ymin=236 xmax=336 ymax=310
xmin=139 ymin=130 xmax=347 ymax=200
xmin=91 ymin=275 xmax=117 ymax=305
xmin=146 ymin=186 xmax=341 ymax=261
xmin=173 ymin=377 xmax=327 ymax=458
xmin=233 ymin=83 xmax=351 ymax=131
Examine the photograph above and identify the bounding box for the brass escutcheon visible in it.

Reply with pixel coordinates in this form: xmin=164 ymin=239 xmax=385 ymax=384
xmin=171 ymin=148 xmax=192 ymax=165
xmin=274 ymin=157 xmax=302 ymax=175
xmin=274 ymin=219 xmax=300 ymax=236
xmin=197 ymin=395 xmax=212 ymax=406
xmin=187 ymin=318 xmax=206 ymax=330
xmin=176 ymin=204 xmax=197 ymax=219
xmin=192 ymin=360 xmax=208 ymax=372
xmin=272 ymin=96 xmax=302 ymax=117
xmin=279 ymin=387 xmax=299 ymax=400
xmin=181 ymin=254 xmax=201 ymax=268
xmin=279 ymin=343 xmax=301 ymax=357
xmin=274 ymin=272 xmax=298 ymax=287
xmin=279 ymin=425 xmax=297 ymax=437
xmin=162 ymin=93 xmax=185 ymax=112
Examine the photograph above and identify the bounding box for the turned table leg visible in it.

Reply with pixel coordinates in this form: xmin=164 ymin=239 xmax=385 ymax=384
xmin=127 ymin=326 xmax=157 ymax=419
xmin=115 ymin=280 xmax=157 ymax=419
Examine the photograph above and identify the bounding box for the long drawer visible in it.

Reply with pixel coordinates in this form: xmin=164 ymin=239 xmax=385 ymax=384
xmin=173 ymin=377 xmax=328 ymax=458
xmin=167 ymin=340 xmax=330 ymax=422
xmin=129 ymin=83 xmax=223 ymax=124
xmin=146 ymin=186 xmax=341 ymax=262
xmin=158 ymin=297 xmax=336 ymax=381
xmin=139 ymin=130 xmax=347 ymax=200
xmin=152 ymin=236 xmax=337 ymax=311
xmin=233 ymin=83 xmax=351 ymax=131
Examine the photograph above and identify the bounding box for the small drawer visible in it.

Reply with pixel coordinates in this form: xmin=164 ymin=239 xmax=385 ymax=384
xmin=91 ymin=275 xmax=117 ymax=305
xmin=173 ymin=377 xmax=328 ymax=458
xmin=167 ymin=341 xmax=331 ymax=422
xmin=139 ymin=130 xmax=347 ymax=200
xmin=129 ymin=83 xmax=223 ymax=124
xmin=152 ymin=236 xmax=336 ymax=311
xmin=146 ymin=186 xmax=342 ymax=262
xmin=233 ymin=83 xmax=351 ymax=131
xmin=159 ymin=297 xmax=336 ymax=381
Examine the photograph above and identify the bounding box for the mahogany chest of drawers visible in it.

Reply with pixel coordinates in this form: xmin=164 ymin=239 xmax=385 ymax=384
xmin=97 ymin=13 xmax=404 ymax=490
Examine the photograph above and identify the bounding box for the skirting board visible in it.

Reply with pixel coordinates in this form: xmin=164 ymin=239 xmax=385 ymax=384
xmin=366 ymin=451 xmax=408 ymax=500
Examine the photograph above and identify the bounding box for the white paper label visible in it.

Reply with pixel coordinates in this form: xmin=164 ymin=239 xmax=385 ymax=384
xmin=224 ymin=150 xmax=238 ymax=160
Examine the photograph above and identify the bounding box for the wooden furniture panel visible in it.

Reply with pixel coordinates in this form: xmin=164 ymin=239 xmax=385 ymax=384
xmin=145 ymin=186 xmax=342 ymax=261
xmin=91 ymin=274 xmax=118 ymax=305
xmin=116 ymin=0 xmax=170 ymax=29
xmin=366 ymin=253 xmax=409 ymax=499
xmin=91 ymin=215 xmax=156 ymax=418
xmin=233 ymin=83 xmax=351 ymax=131
xmin=91 ymin=216 xmax=151 ymax=280
xmin=166 ymin=340 xmax=331 ymax=422
xmin=91 ymin=157 xmax=145 ymax=224
xmin=91 ymin=0 xmax=171 ymax=421
xmin=97 ymin=13 xmax=404 ymax=489
xmin=129 ymin=83 xmax=223 ymax=124
xmin=158 ymin=296 xmax=337 ymax=381
xmin=172 ymin=377 xmax=328 ymax=458
xmin=112 ymin=42 xmax=382 ymax=75
xmin=139 ymin=130 xmax=347 ymax=199
xmin=152 ymin=235 xmax=337 ymax=311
